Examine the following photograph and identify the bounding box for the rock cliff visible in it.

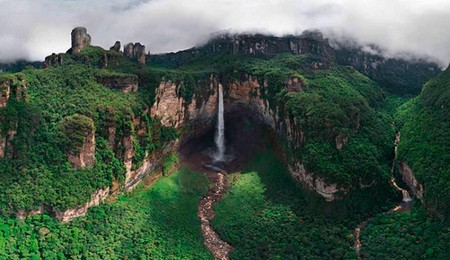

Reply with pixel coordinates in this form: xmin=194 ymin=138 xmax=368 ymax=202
xmin=43 ymin=53 xmax=64 ymax=68
xmin=150 ymin=74 xmax=347 ymax=200
xmin=70 ymin=27 xmax=91 ymax=54
xmin=97 ymin=72 xmax=138 ymax=93
xmin=0 ymin=74 xmax=28 ymax=158
xmin=124 ymin=42 xmax=146 ymax=64
xmin=54 ymin=187 xmax=110 ymax=222
xmin=0 ymin=79 xmax=11 ymax=108
xmin=399 ymin=162 xmax=425 ymax=203
xmin=150 ymin=31 xmax=334 ymax=70
xmin=60 ymin=115 xmax=96 ymax=169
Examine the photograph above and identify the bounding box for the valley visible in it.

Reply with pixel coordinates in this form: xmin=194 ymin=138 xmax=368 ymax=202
xmin=0 ymin=26 xmax=449 ymax=259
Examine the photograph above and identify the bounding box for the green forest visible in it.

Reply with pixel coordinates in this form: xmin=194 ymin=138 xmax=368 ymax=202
xmin=0 ymin=30 xmax=449 ymax=259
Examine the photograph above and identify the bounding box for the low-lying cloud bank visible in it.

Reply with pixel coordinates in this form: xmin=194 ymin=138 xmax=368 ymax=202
xmin=0 ymin=0 xmax=449 ymax=67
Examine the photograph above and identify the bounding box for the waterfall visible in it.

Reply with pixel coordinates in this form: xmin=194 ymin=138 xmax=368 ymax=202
xmin=391 ymin=131 xmax=412 ymax=203
xmin=214 ymin=84 xmax=225 ymax=162
xmin=402 ymin=190 xmax=412 ymax=202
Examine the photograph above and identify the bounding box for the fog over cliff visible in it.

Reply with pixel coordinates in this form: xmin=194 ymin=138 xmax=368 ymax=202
xmin=0 ymin=0 xmax=449 ymax=67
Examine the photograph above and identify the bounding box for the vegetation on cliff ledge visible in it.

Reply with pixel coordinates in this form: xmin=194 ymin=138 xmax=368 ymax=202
xmin=397 ymin=65 xmax=450 ymax=218
xmin=0 ymin=168 xmax=212 ymax=259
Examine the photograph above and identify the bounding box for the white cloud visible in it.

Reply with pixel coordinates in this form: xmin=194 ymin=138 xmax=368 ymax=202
xmin=0 ymin=0 xmax=449 ymax=67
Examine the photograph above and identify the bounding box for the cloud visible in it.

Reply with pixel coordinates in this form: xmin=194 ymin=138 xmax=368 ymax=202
xmin=0 ymin=0 xmax=449 ymax=67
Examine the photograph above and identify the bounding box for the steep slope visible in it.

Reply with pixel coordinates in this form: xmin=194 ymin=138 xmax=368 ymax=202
xmin=397 ymin=65 xmax=450 ymax=218
xmin=0 ymin=29 xmax=405 ymax=217
xmin=0 ymin=46 xmax=179 ymax=217
xmin=334 ymin=42 xmax=441 ymax=96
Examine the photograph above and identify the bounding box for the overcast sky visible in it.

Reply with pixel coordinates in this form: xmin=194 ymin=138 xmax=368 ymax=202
xmin=0 ymin=0 xmax=449 ymax=67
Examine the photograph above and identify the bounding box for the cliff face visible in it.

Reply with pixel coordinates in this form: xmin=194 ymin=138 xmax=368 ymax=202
xmin=150 ymin=31 xmax=334 ymax=70
xmin=71 ymin=27 xmax=91 ymax=54
xmin=150 ymin=74 xmax=346 ymax=200
xmin=0 ymin=74 xmax=28 ymax=158
xmin=124 ymin=42 xmax=146 ymax=64
xmin=67 ymin=129 xmax=95 ymax=169
xmin=150 ymin=32 xmax=440 ymax=95
xmin=0 ymin=80 xmax=10 ymax=108
xmin=97 ymin=73 xmax=138 ymax=93
xmin=399 ymin=162 xmax=424 ymax=203
xmin=334 ymin=43 xmax=441 ymax=95
xmin=60 ymin=115 xmax=96 ymax=169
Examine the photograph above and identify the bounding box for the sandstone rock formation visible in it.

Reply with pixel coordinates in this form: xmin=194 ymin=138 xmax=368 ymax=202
xmin=60 ymin=115 xmax=96 ymax=169
xmin=286 ymin=77 xmax=305 ymax=92
xmin=124 ymin=42 xmax=146 ymax=64
xmin=151 ymin=79 xmax=218 ymax=129
xmin=0 ymin=80 xmax=10 ymax=108
xmin=150 ymin=31 xmax=334 ymax=69
xmin=43 ymin=53 xmax=64 ymax=68
xmin=67 ymin=131 xmax=95 ymax=169
xmin=97 ymin=73 xmax=138 ymax=93
xmin=54 ymin=187 xmax=110 ymax=222
xmin=335 ymin=133 xmax=349 ymax=150
xmin=289 ymin=162 xmax=346 ymax=201
xmin=110 ymin=41 xmax=121 ymax=52
xmin=399 ymin=162 xmax=425 ymax=203
xmin=0 ymin=127 xmax=17 ymax=158
xmin=71 ymin=27 xmax=91 ymax=54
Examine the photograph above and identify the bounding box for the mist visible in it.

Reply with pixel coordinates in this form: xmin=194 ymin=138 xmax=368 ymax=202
xmin=0 ymin=0 xmax=449 ymax=67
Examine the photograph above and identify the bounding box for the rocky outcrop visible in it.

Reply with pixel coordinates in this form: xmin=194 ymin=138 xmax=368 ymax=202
xmin=208 ymin=30 xmax=334 ymax=60
xmin=286 ymin=77 xmax=305 ymax=93
xmin=335 ymin=133 xmax=349 ymax=150
xmin=0 ymin=128 xmax=17 ymax=158
xmin=16 ymin=205 xmax=45 ymax=220
xmin=0 ymin=74 xmax=25 ymax=107
xmin=122 ymin=132 xmax=135 ymax=184
xmin=14 ymin=74 xmax=28 ymax=101
xmin=67 ymin=129 xmax=95 ymax=168
xmin=150 ymin=31 xmax=334 ymax=69
xmin=289 ymin=162 xmax=346 ymax=201
xmin=43 ymin=53 xmax=64 ymax=68
xmin=110 ymin=41 xmax=121 ymax=52
xmin=97 ymin=73 xmax=138 ymax=93
xmin=60 ymin=115 xmax=96 ymax=169
xmin=399 ymin=162 xmax=424 ymax=203
xmin=124 ymin=141 xmax=177 ymax=191
xmin=124 ymin=42 xmax=146 ymax=64
xmin=105 ymin=107 xmax=117 ymax=150
xmin=54 ymin=187 xmax=110 ymax=222
xmin=0 ymin=80 xmax=10 ymax=108
xmin=151 ymin=79 xmax=219 ymax=129
xmin=71 ymin=27 xmax=91 ymax=54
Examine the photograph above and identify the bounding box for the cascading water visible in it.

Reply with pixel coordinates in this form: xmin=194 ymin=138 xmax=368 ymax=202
xmin=214 ymin=84 xmax=225 ymax=162
xmin=354 ymin=131 xmax=413 ymax=259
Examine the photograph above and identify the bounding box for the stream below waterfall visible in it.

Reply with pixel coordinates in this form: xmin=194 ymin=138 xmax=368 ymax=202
xmin=197 ymin=84 xmax=233 ymax=260
xmin=198 ymin=170 xmax=233 ymax=260
xmin=354 ymin=132 xmax=412 ymax=259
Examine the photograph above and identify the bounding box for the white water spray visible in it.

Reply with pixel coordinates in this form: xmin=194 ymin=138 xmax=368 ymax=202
xmin=214 ymin=84 xmax=225 ymax=162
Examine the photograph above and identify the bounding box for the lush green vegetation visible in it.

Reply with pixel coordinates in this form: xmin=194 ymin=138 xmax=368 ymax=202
xmin=360 ymin=204 xmax=450 ymax=259
xmin=1 ymin=46 xmax=396 ymax=213
xmin=0 ymin=168 xmax=212 ymax=259
xmin=212 ymin=146 xmax=397 ymax=259
xmin=1 ymin=38 xmax=447 ymax=259
xmin=0 ymin=48 xmax=181 ymax=212
xmin=397 ymin=65 xmax=450 ymax=218
xmin=174 ymin=51 xmax=394 ymax=190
